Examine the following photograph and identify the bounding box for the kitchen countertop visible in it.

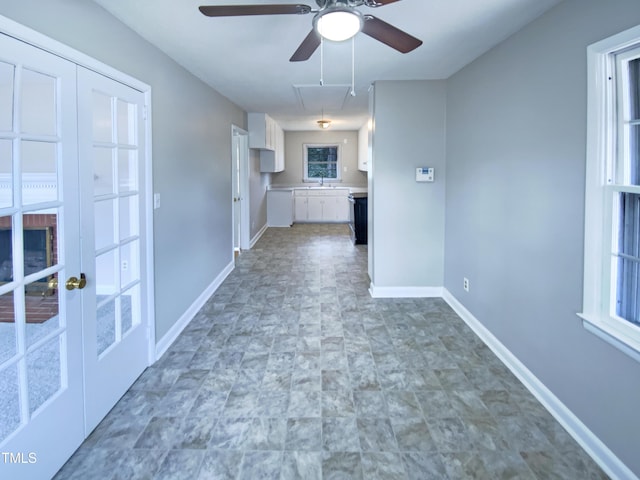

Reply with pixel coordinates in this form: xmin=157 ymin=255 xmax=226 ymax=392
xmin=268 ymin=185 xmax=367 ymax=194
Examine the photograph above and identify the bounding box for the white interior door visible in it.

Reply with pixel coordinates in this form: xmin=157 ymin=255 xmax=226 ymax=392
xmin=232 ymin=131 xmax=242 ymax=253
xmin=0 ymin=33 xmax=84 ymax=479
xmin=77 ymin=67 xmax=149 ymax=433
xmin=232 ymin=126 xmax=250 ymax=252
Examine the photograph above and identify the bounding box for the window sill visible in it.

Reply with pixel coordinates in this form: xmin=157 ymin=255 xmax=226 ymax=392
xmin=578 ymin=313 xmax=640 ymax=363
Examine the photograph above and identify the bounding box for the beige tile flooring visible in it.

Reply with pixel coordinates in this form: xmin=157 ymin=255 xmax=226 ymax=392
xmin=54 ymin=224 xmax=608 ymax=479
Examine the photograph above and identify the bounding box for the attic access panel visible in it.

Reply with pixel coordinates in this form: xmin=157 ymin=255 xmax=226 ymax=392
xmin=293 ymin=84 xmax=353 ymax=112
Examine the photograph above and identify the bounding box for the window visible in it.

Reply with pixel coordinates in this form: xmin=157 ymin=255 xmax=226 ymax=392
xmin=581 ymin=26 xmax=640 ymax=362
xmin=304 ymin=144 xmax=341 ymax=182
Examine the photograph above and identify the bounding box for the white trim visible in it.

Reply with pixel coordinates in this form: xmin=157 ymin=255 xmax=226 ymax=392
xmin=154 ymin=261 xmax=234 ymax=360
xmin=144 ymin=91 xmax=155 ymax=364
xmin=368 ymin=283 xmax=443 ymax=298
xmin=0 ymin=15 xmax=149 ymax=94
xmin=443 ymin=289 xmax=638 ymax=480
xmin=580 ymin=314 xmax=640 ymax=364
xmin=588 ymin=24 xmax=640 ymax=56
xmin=0 ymin=172 xmax=57 ymax=206
xmin=581 ymin=25 xmax=640 ymax=363
xmin=250 ymin=223 xmax=269 ymax=248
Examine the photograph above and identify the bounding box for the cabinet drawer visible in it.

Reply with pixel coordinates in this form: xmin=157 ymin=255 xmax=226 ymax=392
xmin=309 ymin=189 xmax=349 ymax=196
xmin=294 ymin=188 xmax=349 ymax=197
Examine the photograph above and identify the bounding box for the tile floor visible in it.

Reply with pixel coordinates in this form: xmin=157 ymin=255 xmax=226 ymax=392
xmin=54 ymin=224 xmax=608 ymax=479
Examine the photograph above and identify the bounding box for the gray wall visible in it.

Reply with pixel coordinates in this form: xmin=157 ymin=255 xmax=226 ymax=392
xmin=444 ymin=0 xmax=640 ymax=474
xmin=0 ymin=0 xmax=246 ymax=342
xmin=272 ymin=130 xmax=367 ymax=186
xmin=370 ymin=80 xmax=446 ymax=290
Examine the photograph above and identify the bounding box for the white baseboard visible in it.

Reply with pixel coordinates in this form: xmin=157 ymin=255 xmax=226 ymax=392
xmin=250 ymin=223 xmax=268 ymax=249
xmin=369 ymin=283 xmax=443 ymax=298
xmin=442 ymin=288 xmax=637 ymax=480
xmin=154 ymin=260 xmax=234 ymax=360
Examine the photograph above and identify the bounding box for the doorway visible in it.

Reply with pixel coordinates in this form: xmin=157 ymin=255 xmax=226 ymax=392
xmin=232 ymin=125 xmax=250 ymax=255
xmin=0 ymin=24 xmax=152 ymax=479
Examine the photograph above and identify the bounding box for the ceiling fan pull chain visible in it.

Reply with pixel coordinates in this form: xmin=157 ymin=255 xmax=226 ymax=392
xmin=351 ymin=36 xmax=356 ymax=96
xmin=320 ymin=35 xmax=324 ymax=86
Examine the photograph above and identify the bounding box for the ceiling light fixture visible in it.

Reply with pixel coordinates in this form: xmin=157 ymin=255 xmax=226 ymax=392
xmin=313 ymin=6 xmax=363 ymax=42
xmin=317 ymin=109 xmax=331 ymax=129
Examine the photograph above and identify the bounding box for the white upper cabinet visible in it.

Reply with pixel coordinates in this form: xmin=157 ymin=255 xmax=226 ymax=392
xmin=273 ymin=122 xmax=285 ymax=171
xmin=358 ymin=122 xmax=369 ymax=172
xmin=248 ymin=112 xmax=276 ymax=150
xmin=249 ymin=113 xmax=285 ymax=172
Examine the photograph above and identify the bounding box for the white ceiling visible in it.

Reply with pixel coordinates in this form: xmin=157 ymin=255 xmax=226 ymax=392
xmin=91 ymin=0 xmax=562 ymax=130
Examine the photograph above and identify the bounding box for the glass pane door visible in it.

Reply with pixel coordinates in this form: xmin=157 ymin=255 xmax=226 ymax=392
xmin=91 ymin=92 xmax=142 ymax=356
xmin=0 ymin=33 xmax=84 ymax=480
xmin=77 ymin=66 xmax=148 ymax=433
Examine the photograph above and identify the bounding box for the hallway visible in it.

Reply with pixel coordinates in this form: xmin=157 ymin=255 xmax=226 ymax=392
xmin=54 ymin=224 xmax=607 ymax=479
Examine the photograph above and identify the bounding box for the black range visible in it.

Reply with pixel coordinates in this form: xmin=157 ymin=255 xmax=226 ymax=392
xmin=348 ymin=192 xmax=368 ymax=245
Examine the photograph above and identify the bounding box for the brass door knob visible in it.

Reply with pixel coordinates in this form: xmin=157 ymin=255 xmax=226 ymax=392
xmin=42 ymin=277 xmax=58 ymax=297
xmin=66 ymin=273 xmax=87 ymax=290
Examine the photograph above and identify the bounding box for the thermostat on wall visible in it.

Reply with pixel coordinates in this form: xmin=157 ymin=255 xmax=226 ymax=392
xmin=416 ymin=167 xmax=434 ymax=182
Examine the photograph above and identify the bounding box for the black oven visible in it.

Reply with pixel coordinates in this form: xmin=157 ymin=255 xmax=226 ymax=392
xmin=348 ymin=192 xmax=368 ymax=245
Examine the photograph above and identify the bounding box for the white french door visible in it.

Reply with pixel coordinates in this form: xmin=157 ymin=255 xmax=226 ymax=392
xmin=0 ymin=33 xmax=85 ymax=480
xmin=0 ymin=32 xmax=150 ymax=479
xmin=77 ymin=67 xmax=148 ymax=433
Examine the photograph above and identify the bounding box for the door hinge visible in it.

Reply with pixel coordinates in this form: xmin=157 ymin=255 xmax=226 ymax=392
xmin=143 ymin=105 xmax=148 ymax=121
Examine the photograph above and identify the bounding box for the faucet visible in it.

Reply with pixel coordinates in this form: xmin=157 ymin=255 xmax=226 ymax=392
xmin=320 ymin=176 xmax=324 ymax=186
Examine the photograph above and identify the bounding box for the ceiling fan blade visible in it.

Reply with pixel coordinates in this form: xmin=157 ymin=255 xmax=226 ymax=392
xmin=199 ymin=4 xmax=311 ymax=17
xmin=361 ymin=15 xmax=422 ymax=53
xmin=365 ymin=0 xmax=403 ymax=6
xmin=290 ymin=30 xmax=321 ymax=62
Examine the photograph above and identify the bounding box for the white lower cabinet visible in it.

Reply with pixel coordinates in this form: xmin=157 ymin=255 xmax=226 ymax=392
xmin=307 ymin=195 xmax=324 ymax=221
xmin=267 ymin=189 xmax=293 ymax=226
xmin=294 ymin=188 xmax=349 ymax=223
xmin=294 ymin=195 xmax=309 ymax=221
xmin=334 ymin=195 xmax=350 ymax=221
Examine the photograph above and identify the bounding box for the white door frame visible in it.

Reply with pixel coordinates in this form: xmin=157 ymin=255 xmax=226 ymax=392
xmin=0 ymin=10 xmax=156 ymax=398
xmin=232 ymin=125 xmax=250 ymax=253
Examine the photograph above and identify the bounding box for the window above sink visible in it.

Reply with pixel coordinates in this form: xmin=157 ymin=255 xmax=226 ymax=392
xmin=303 ymin=144 xmax=341 ymax=183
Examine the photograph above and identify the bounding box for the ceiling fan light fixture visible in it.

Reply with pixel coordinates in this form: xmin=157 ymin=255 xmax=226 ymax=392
xmin=317 ymin=119 xmax=332 ymax=129
xmin=314 ymin=8 xmax=363 ymax=42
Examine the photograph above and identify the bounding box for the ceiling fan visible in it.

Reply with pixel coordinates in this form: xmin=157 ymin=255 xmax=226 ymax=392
xmin=199 ymin=0 xmax=423 ymax=62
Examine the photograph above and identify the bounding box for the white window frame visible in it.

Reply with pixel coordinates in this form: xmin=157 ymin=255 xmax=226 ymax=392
xmin=303 ymin=143 xmax=341 ymax=183
xmin=580 ymin=25 xmax=640 ymax=363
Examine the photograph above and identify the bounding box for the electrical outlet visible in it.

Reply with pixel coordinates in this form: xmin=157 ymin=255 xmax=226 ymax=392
xmin=122 ymin=260 xmax=128 ymax=271
xmin=463 ymin=277 xmax=469 ymax=292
